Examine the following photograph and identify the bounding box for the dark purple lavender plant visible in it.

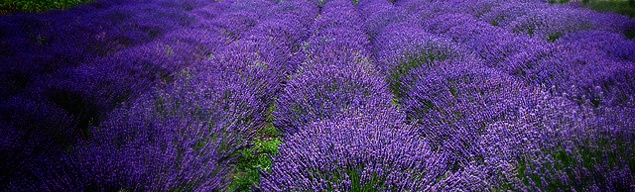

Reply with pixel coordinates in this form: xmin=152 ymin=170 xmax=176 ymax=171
xmin=242 ymin=0 xmax=319 ymax=73
xmin=372 ymin=22 xmax=465 ymax=97
xmin=260 ymin=111 xmax=448 ymax=191
xmin=302 ymin=27 xmax=373 ymax=64
xmin=356 ymin=0 xmax=408 ymax=40
xmin=432 ymin=161 xmax=526 ymax=191
xmin=208 ymin=0 xmax=274 ymax=40
xmin=2 ymin=0 xmax=635 ymax=191
xmin=313 ymin=0 xmax=365 ymax=31
xmin=422 ymin=13 xmax=492 ymax=42
xmin=465 ymin=29 xmax=550 ymax=68
xmin=489 ymin=97 xmax=635 ymax=191
xmin=27 ymin=58 xmax=267 ymax=190
xmin=0 ymin=94 xmax=76 ymax=146
xmin=505 ymin=6 xmax=635 ymax=42
xmin=557 ymin=30 xmax=635 ymax=63
xmin=356 ymin=0 xmax=393 ymax=18
xmin=474 ymin=92 xmax=587 ymax=191
xmin=481 ymin=2 xmax=549 ymax=27
xmin=271 ymin=0 xmax=396 ymax=135
xmin=0 ymin=1 xmax=244 ymax=190
xmin=268 ymin=0 xmax=319 ymax=29
xmin=0 ymin=121 xmax=28 ymax=188
xmin=210 ymin=39 xmax=296 ymax=109
xmin=507 ymin=42 xmax=635 ymax=108
xmin=401 ymin=62 xmax=539 ymax=166
xmin=0 ymin=95 xmax=78 ymax=190
xmin=244 ymin=15 xmax=310 ymax=68
xmin=189 ymin=2 xmax=232 ymax=21
xmin=436 ymin=0 xmax=501 ymax=17
xmin=160 ymin=28 xmax=230 ymax=59
xmin=393 ymin=0 xmax=449 ymax=21
xmin=0 ymin=0 xmax=234 ymax=137
xmin=33 ymin=39 xmax=210 ymax=135
xmin=273 ymin=57 xmax=395 ymax=135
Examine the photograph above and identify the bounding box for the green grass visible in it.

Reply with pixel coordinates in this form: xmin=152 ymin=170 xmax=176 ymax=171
xmin=228 ymin=134 xmax=281 ymax=191
xmin=228 ymin=105 xmax=282 ymax=192
xmin=0 ymin=0 xmax=95 ymax=14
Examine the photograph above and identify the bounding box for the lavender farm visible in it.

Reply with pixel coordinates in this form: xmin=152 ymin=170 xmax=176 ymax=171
xmin=1 ymin=0 xmax=635 ymax=191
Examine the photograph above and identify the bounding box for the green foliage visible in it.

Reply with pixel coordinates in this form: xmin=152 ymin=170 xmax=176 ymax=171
xmin=228 ymin=131 xmax=281 ymax=191
xmin=390 ymin=97 xmax=401 ymax=108
xmin=228 ymin=104 xmax=281 ymax=192
xmin=547 ymin=32 xmax=562 ymax=43
xmin=580 ymin=0 xmax=635 ymax=18
xmin=1 ymin=0 xmax=95 ymax=14
xmin=548 ymin=0 xmax=571 ymax=4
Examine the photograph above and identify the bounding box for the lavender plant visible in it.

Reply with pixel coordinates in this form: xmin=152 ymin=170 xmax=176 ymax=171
xmin=260 ymin=111 xmax=448 ymax=191
xmin=274 ymin=58 xmax=395 ymax=134
xmin=401 ymin=63 xmax=540 ymax=166
xmin=372 ymin=22 xmax=466 ymax=98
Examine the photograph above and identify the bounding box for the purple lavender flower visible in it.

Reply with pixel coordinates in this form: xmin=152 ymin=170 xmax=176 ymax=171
xmin=2 ymin=0 xmax=635 ymax=191
xmin=31 ymin=60 xmax=266 ymax=190
xmin=466 ymin=29 xmax=549 ymax=68
xmin=356 ymin=0 xmax=408 ymax=40
xmin=481 ymin=1 xmax=548 ymax=27
xmin=269 ymin=0 xmax=319 ymax=28
xmin=372 ymin=22 xmax=465 ymax=95
xmin=260 ymin=112 xmax=448 ymax=191
xmin=504 ymin=100 xmax=635 ymax=191
xmin=505 ymin=6 xmax=634 ymax=42
xmin=507 ymin=41 xmax=635 ymax=108
xmin=273 ymin=58 xmax=395 ymax=135
xmin=401 ymin=63 xmax=539 ymax=165
xmin=313 ymin=0 xmax=365 ymax=31
xmin=557 ymin=30 xmax=635 ymax=63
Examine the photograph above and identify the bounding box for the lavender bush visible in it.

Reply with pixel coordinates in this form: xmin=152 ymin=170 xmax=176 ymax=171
xmin=260 ymin=111 xmax=448 ymax=191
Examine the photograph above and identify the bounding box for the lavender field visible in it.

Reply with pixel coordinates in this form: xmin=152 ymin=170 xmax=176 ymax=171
xmin=1 ymin=0 xmax=635 ymax=191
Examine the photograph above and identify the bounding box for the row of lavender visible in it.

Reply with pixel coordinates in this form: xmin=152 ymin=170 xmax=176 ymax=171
xmin=3 ymin=0 xmax=323 ymax=190
xmin=370 ymin=0 xmax=635 ymax=190
xmin=261 ymin=0 xmax=435 ymax=190
xmin=1 ymin=0 xmax=235 ymax=189
xmin=264 ymin=0 xmax=635 ymax=191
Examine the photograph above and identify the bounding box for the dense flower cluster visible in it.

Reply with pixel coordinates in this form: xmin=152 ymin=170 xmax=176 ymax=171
xmin=261 ymin=111 xmax=446 ymax=191
xmin=1 ymin=0 xmax=634 ymax=191
xmin=401 ymin=63 xmax=539 ymax=165
xmin=274 ymin=0 xmax=395 ymax=135
xmin=1 ymin=0 xmax=319 ymax=190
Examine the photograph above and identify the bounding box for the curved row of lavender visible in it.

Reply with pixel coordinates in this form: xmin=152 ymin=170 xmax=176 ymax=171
xmin=1 ymin=0 xmax=634 ymax=191
xmin=2 ymin=0 xmax=322 ymax=190
xmin=1 ymin=0 xmax=236 ymax=188
xmin=367 ymin=0 xmax=635 ymax=190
